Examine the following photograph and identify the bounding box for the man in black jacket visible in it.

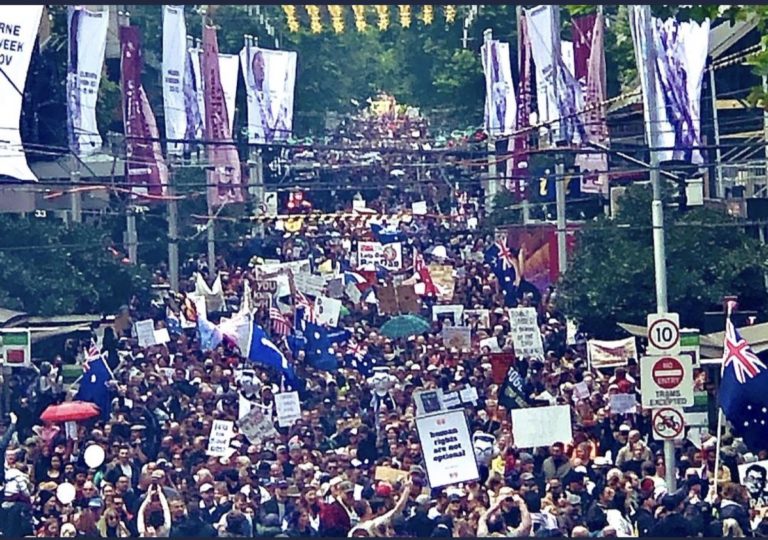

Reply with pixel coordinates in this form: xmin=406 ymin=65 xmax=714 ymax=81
xmin=632 ymin=493 xmax=658 ymax=537
xmin=650 ymin=492 xmax=693 ymax=537
xmin=169 ymin=497 xmax=217 ymax=537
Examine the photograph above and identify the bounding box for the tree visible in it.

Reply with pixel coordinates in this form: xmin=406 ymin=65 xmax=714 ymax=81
xmin=559 ymin=184 xmax=768 ymax=338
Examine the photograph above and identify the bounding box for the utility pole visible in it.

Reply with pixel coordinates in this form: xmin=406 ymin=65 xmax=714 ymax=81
xmin=483 ymin=28 xmax=498 ymax=215
xmin=709 ymin=63 xmax=723 ymax=199
xmin=246 ymin=34 xmax=265 ymax=239
xmin=168 ymin=159 xmax=179 ymax=291
xmin=201 ymin=8 xmax=216 ymax=280
xmin=639 ymin=5 xmax=674 ymax=491
xmin=120 ymin=7 xmax=138 ymax=265
xmin=516 ymin=5 xmax=530 ymax=225
xmin=555 ymin=162 xmax=567 ymax=274
xmin=70 ymin=154 xmax=82 ymax=224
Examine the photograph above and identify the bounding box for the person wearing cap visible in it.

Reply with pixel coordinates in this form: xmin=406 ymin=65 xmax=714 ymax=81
xmin=649 ymin=488 xmax=695 ymax=537
xmin=406 ymin=493 xmax=436 ymax=537
xmin=319 ymin=480 xmax=357 ymax=537
xmin=197 ymin=482 xmax=225 ymax=525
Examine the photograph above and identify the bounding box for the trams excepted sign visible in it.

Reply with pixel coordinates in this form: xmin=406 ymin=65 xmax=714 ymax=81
xmin=646 ymin=313 xmax=681 ymax=355
xmin=652 ymin=407 xmax=685 ymax=441
xmin=640 ymin=355 xmax=694 ymax=408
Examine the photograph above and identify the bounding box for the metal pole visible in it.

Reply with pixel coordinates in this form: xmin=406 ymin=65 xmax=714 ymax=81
xmin=709 ymin=66 xmax=723 ymax=199
xmin=168 ymin=159 xmax=179 ymax=291
xmin=201 ymin=9 xmax=216 ymax=280
xmin=555 ymin=162 xmax=567 ymax=274
xmin=70 ymin=154 xmax=82 ymax=224
xmin=516 ymin=5 xmax=530 ymax=225
xmin=121 ymin=8 xmax=137 ymax=265
xmin=639 ymin=5 xmax=674 ymax=491
xmin=484 ymin=28 xmax=498 ymax=215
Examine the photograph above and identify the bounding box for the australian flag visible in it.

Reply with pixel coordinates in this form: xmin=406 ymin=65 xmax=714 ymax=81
xmin=76 ymin=342 xmax=114 ymax=421
xmin=345 ymin=339 xmax=375 ymax=377
xmin=484 ymin=242 xmax=519 ymax=307
xmin=719 ymin=315 xmax=768 ymax=452
xmin=289 ymin=322 xmax=350 ymax=372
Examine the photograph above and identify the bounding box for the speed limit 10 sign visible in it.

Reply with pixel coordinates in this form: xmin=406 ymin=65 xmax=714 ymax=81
xmin=647 ymin=313 xmax=681 ymax=355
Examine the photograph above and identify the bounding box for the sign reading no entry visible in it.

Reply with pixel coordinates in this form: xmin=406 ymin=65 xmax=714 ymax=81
xmin=640 ymin=355 xmax=694 ymax=408
xmin=646 ymin=313 xmax=681 ymax=355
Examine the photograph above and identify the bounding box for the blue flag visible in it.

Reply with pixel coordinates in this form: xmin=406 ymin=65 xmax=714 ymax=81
xmin=76 ymin=354 xmax=114 ymax=421
xmin=484 ymin=243 xmax=519 ymax=307
xmin=248 ymin=323 xmax=297 ymax=384
xmin=719 ymin=316 xmax=768 ymax=452
xmin=299 ymin=323 xmax=350 ymax=372
xmin=371 ymin=223 xmax=406 ymax=245
xmin=197 ymin=314 xmax=223 ymax=351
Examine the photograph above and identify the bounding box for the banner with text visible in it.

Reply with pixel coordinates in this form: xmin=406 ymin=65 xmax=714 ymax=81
xmin=161 ymin=5 xmax=187 ymax=156
xmin=416 ymin=409 xmax=479 ymax=488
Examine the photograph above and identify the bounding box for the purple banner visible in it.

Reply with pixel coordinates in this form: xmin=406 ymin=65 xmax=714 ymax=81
xmin=201 ymin=25 xmax=244 ymax=208
xmin=506 ymin=12 xmax=533 ymax=201
xmin=573 ymin=12 xmax=609 ymax=193
xmin=120 ymin=26 xmax=168 ymax=197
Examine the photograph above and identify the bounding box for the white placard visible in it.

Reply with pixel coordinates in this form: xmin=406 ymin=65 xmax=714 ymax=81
xmin=432 ymin=304 xmax=465 ymax=324
xmin=313 ymin=295 xmax=342 ymax=327
xmin=294 ymin=272 xmax=326 ymax=297
xmin=345 ymin=283 xmax=363 ymax=304
xmin=737 ymin=460 xmax=768 ymax=509
xmin=412 ymin=201 xmax=428 ymax=215
xmin=274 ymin=391 xmax=301 ymax=428
xmin=610 ymin=393 xmax=637 ymax=415
xmin=65 ymin=421 xmax=78 ymax=440
xmin=357 ymin=241 xmax=403 ymax=271
xmin=507 ymin=307 xmax=545 ymax=360
xmin=238 ymin=393 xmax=253 ymax=419
xmin=414 ymin=389 xmax=444 ymax=417
xmin=640 ymin=355 xmax=694 ymax=408
xmin=440 ymin=390 xmax=462 ymax=410
xmin=510 ymin=405 xmax=573 ymax=449
xmin=572 ymin=381 xmax=590 ymax=403
xmin=416 ymin=409 xmax=479 ymax=488
xmin=237 ymin=404 xmax=278 ymax=444
xmin=460 ymin=386 xmax=479 ymax=405
xmin=135 ymin=319 xmax=157 ymax=348
xmin=442 ymin=326 xmax=472 ymax=352
xmin=154 ymin=328 xmax=171 ymax=345
xmin=206 ymin=419 xmax=234 ymax=456
xmin=479 ymin=336 xmax=502 ymax=353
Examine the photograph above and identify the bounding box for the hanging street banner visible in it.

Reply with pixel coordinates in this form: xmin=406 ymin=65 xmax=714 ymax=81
xmin=240 ymin=44 xmax=297 ymax=144
xmin=120 ymin=25 xmax=168 ymax=197
xmin=201 ymin=25 xmax=244 ymax=207
xmin=481 ymin=39 xmax=516 ymax=136
xmin=162 ymin=5 xmax=187 ymax=156
xmin=587 ymin=337 xmax=637 ymax=369
xmin=219 ymin=53 xmax=239 ymax=135
xmin=67 ymin=6 xmax=108 ymax=156
xmin=0 ymin=5 xmax=42 ymax=181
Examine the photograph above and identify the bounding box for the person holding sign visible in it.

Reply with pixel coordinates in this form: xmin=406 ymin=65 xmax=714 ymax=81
xmin=349 ymin=477 xmax=413 ymax=537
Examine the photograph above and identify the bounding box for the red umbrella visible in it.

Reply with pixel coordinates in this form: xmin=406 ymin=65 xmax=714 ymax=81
xmin=40 ymin=401 xmax=100 ymax=424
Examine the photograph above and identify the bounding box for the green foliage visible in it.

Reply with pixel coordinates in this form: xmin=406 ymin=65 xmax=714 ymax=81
xmin=0 ymin=216 xmax=151 ymax=316
xmin=559 ymin=185 xmax=768 ymax=338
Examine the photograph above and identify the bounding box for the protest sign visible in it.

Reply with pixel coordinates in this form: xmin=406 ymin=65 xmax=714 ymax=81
xmin=432 ymin=304 xmax=464 ymax=324
xmin=412 ymin=201 xmax=428 ymax=215
xmin=135 ymin=319 xmax=157 ymax=348
xmin=375 ymin=466 xmax=409 ymax=484
xmin=587 ymin=337 xmax=637 ymax=369
xmin=237 ymin=405 xmax=277 ymax=444
xmin=377 ymin=285 xmax=399 ymax=315
xmin=610 ymin=394 xmax=637 ymax=415
xmin=153 ymin=328 xmax=171 ymax=345
xmin=460 ymin=386 xmax=479 ymax=405
xmin=737 ymin=460 xmax=768 ymax=509
xmin=463 ymin=309 xmax=490 ymax=329
xmin=416 ymin=409 xmax=479 ymax=488
xmin=510 ymin=405 xmax=573 ymax=449
xmin=572 ymin=381 xmax=590 ymax=403
xmin=327 ymin=277 xmax=344 ymax=299
xmin=507 ymin=307 xmax=545 ymax=360
xmin=294 ymin=272 xmax=326 ymax=297
xmin=414 ymin=389 xmax=444 ymax=417
xmin=345 ymin=283 xmax=363 ymax=304
xmin=314 ymin=295 xmax=342 ymax=327
xmin=442 ymin=326 xmax=471 ymax=351
xmin=238 ymin=394 xmax=253 ymax=419
xmin=274 ymin=391 xmax=302 ymax=428
xmin=396 ymin=285 xmax=421 ymax=313
xmin=207 ymin=420 xmax=234 ymax=457
xmin=440 ymin=390 xmax=462 ymax=410
xmin=428 ymin=264 xmax=455 ymax=302
xmin=357 ymin=241 xmax=403 ymax=271
xmin=252 ymin=279 xmax=278 ymax=309
xmin=481 ymin=337 xmax=502 ymax=353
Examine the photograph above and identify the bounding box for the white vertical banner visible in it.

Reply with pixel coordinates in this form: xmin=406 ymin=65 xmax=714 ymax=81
xmin=218 ymin=53 xmax=239 ymax=135
xmin=240 ymin=45 xmax=297 ymax=144
xmin=0 ymin=5 xmax=43 ymax=181
xmin=67 ymin=6 xmax=108 ymax=157
xmin=189 ymin=47 xmax=206 ymax=131
xmin=526 ymin=5 xmax=559 ymax=136
xmin=481 ymin=40 xmax=517 ymax=136
xmin=162 ymin=5 xmax=187 ymax=156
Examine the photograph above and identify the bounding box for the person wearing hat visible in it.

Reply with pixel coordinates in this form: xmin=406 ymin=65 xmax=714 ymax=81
xmin=649 ymin=488 xmax=695 ymax=537
xmin=320 ymin=479 xmax=357 ymax=536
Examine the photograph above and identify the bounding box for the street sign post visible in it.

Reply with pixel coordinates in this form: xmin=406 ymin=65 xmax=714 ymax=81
xmin=652 ymin=407 xmax=686 ymax=441
xmin=647 ymin=312 xmax=681 ymax=355
xmin=641 ymin=355 xmax=694 ymax=408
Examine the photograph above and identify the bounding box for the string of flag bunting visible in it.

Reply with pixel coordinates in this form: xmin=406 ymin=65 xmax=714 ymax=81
xmin=283 ymin=5 xmax=458 ymax=33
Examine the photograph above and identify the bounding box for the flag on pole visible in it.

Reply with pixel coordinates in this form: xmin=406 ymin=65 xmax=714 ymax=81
xmin=295 ymin=291 xmax=316 ymax=324
xmin=719 ymin=314 xmax=768 ymax=452
xmin=414 ymin=251 xmax=437 ymax=297
xmin=76 ymin=348 xmax=114 ymax=421
xmin=270 ymin=299 xmax=293 ymax=336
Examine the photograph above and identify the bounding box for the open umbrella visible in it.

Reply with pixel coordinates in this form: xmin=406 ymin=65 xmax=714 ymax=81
xmin=380 ymin=314 xmax=431 ymax=339
xmin=40 ymin=401 xmax=100 ymax=424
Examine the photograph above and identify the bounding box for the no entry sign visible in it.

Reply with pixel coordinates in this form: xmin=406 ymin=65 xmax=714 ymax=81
xmin=640 ymin=355 xmax=694 ymax=408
